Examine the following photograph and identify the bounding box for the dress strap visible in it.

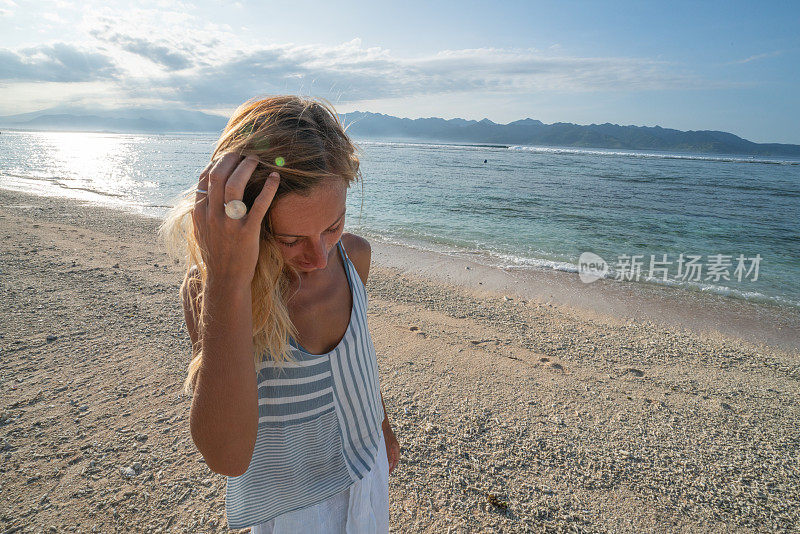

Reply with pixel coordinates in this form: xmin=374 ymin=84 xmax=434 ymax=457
xmin=337 ymin=239 xmax=355 ymax=290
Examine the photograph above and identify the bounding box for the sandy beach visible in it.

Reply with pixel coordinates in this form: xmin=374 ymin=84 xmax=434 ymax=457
xmin=1 ymin=187 xmax=798 ymax=533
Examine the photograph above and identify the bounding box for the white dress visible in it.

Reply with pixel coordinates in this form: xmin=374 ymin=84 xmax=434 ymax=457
xmin=249 ymin=429 xmax=390 ymax=533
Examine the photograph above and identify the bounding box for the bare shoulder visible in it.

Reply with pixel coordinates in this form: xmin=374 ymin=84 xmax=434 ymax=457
xmin=341 ymin=233 xmax=371 ymax=286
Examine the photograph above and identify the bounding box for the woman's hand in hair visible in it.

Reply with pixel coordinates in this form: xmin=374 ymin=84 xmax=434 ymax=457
xmin=192 ymin=153 xmax=279 ymax=285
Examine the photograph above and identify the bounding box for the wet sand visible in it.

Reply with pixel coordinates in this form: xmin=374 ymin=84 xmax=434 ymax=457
xmin=369 ymin=239 xmax=800 ymax=354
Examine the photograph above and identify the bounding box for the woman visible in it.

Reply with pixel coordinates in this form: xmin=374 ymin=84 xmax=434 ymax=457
xmin=159 ymin=96 xmax=400 ymax=532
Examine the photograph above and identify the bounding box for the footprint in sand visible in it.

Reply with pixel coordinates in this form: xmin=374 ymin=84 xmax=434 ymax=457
xmin=469 ymin=339 xmax=497 ymax=345
xmin=408 ymin=326 xmax=427 ymax=337
xmin=538 ymin=357 xmax=564 ymax=371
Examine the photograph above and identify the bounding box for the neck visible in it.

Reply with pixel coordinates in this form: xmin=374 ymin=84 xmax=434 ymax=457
xmin=285 ymin=263 xmax=331 ymax=295
xmin=284 ymin=242 xmax=341 ymax=292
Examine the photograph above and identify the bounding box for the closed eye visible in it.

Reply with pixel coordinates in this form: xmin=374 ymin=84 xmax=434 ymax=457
xmin=278 ymin=223 xmax=342 ymax=247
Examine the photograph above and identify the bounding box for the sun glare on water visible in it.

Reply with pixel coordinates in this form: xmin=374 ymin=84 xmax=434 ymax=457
xmin=2 ymin=133 xmax=140 ymax=207
xmin=39 ymin=132 xmax=145 ymax=200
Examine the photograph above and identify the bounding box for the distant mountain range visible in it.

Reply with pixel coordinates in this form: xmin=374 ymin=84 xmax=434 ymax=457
xmin=341 ymin=112 xmax=800 ymax=157
xmin=0 ymin=107 xmax=228 ymax=134
xmin=2 ymin=106 xmax=798 ymax=157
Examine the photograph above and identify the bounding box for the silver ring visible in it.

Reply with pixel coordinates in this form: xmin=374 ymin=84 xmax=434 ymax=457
xmin=196 ymin=188 xmax=208 ymax=194
xmin=224 ymin=199 xmax=247 ymax=219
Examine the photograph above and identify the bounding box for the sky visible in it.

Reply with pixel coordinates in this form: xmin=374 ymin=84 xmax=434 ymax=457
xmin=1 ymin=0 xmax=798 ymax=143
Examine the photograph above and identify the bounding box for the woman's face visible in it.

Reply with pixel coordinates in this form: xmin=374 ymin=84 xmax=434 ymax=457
xmin=267 ymin=179 xmax=348 ymax=274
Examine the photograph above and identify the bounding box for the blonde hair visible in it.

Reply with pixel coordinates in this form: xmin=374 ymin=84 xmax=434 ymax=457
xmin=159 ymin=95 xmax=361 ymax=394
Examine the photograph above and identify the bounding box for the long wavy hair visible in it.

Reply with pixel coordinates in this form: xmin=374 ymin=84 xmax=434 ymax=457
xmin=159 ymin=95 xmax=361 ymax=394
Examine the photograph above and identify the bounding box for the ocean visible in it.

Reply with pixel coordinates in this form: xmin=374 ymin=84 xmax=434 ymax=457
xmin=1 ymin=130 xmax=798 ymax=309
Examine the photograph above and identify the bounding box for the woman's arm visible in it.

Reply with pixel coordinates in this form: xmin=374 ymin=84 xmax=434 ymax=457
xmin=181 ymin=269 xmax=258 ymax=477
xmin=380 ymin=391 xmax=390 ymax=429
xmin=181 ymin=154 xmax=279 ymax=477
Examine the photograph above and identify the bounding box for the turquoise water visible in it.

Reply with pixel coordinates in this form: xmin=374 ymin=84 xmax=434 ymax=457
xmin=1 ymin=131 xmax=798 ymax=308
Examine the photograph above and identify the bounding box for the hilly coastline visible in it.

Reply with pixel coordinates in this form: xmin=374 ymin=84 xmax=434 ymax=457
xmin=341 ymin=112 xmax=800 ymax=157
xmin=1 ymin=107 xmax=798 ymax=157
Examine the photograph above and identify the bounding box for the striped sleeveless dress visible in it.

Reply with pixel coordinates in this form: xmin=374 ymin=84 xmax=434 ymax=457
xmin=225 ymin=239 xmax=387 ymax=531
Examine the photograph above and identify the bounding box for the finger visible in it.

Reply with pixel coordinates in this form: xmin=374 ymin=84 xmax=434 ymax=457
xmin=193 ymin=176 xmax=209 ymax=217
xmin=192 ymin=165 xmax=214 ymax=240
xmin=195 ymin=160 xmax=213 ymax=206
xmin=208 ymin=153 xmax=242 ymax=217
xmin=191 ymin=205 xmax=208 ymax=259
xmin=245 ymin=172 xmax=280 ymax=232
xmin=225 ymin=155 xmax=260 ymax=204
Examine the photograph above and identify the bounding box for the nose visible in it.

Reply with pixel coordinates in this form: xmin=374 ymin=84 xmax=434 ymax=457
xmin=306 ymin=238 xmax=328 ymax=270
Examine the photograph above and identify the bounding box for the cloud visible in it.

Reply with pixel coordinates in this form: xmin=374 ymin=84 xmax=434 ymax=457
xmin=0 ymin=33 xmax=704 ymax=111
xmin=62 ymin=8 xmax=703 ymax=108
xmin=730 ymin=50 xmax=783 ymax=65
xmin=84 ymin=10 xmax=229 ymax=72
xmin=410 ymin=47 xmax=691 ymax=92
xmin=0 ymin=43 xmax=119 ymax=82
xmin=42 ymin=12 xmax=66 ymax=23
xmin=0 ymin=0 xmax=14 ymax=16
xmin=139 ymin=40 xmax=699 ymax=108
xmin=90 ymin=31 xmax=193 ymax=70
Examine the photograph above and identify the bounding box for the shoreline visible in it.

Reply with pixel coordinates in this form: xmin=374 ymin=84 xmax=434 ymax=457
xmin=2 ymin=187 xmax=799 ymax=532
xmin=2 ymin=183 xmax=796 ymax=355
xmin=367 ymin=238 xmax=800 ymax=354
